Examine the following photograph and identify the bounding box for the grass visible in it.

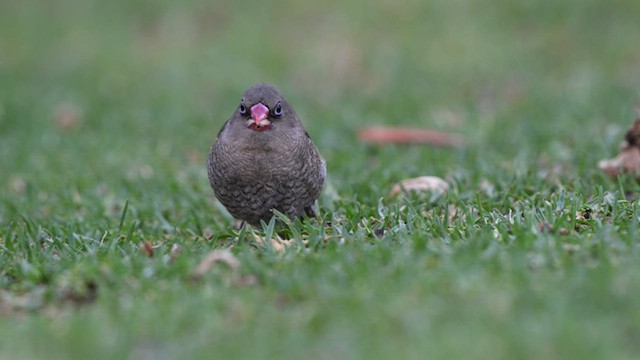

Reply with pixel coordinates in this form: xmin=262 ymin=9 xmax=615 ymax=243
xmin=2 ymin=0 xmax=640 ymax=358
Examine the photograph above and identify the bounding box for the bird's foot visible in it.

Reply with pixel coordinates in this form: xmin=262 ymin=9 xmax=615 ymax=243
xmin=304 ymin=206 xmax=317 ymax=218
xmin=233 ymin=220 xmax=246 ymax=230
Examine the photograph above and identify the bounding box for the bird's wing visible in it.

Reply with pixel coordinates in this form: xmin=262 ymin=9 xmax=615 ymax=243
xmin=217 ymin=119 xmax=231 ymax=138
xmin=320 ymin=156 xmax=327 ymax=181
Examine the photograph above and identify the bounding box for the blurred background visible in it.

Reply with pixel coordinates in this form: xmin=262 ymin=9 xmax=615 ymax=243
xmin=1 ymin=0 xmax=640 ymax=221
xmin=3 ymin=2 xmax=640 ymax=358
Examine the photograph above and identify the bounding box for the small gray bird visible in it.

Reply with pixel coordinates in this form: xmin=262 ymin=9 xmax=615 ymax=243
xmin=208 ymin=83 xmax=325 ymax=227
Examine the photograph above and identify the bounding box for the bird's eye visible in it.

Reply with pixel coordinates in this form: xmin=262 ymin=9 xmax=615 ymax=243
xmin=239 ymin=103 xmax=247 ymax=115
xmin=273 ymin=102 xmax=283 ymax=117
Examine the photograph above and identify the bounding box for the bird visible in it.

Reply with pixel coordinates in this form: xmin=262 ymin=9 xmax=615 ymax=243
xmin=207 ymin=83 xmax=326 ymax=227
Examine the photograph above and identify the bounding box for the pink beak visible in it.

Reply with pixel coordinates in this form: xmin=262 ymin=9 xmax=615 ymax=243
xmin=250 ymin=103 xmax=269 ymax=122
xmin=248 ymin=102 xmax=271 ymax=131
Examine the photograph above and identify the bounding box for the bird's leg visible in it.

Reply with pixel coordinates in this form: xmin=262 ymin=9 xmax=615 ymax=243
xmin=304 ymin=205 xmax=317 ymax=218
xmin=233 ymin=219 xmax=246 ymax=230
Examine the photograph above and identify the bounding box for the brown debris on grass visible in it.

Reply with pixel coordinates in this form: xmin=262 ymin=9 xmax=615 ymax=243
xmin=250 ymin=233 xmax=294 ymax=252
xmin=141 ymin=241 xmax=155 ymax=257
xmin=599 ymin=116 xmax=640 ymax=179
xmin=357 ymin=126 xmax=465 ymax=148
xmin=191 ymin=249 xmax=240 ymax=280
xmin=389 ymin=176 xmax=449 ymax=197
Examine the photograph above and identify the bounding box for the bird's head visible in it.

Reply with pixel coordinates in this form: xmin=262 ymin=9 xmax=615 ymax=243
xmin=236 ymin=83 xmax=292 ymax=132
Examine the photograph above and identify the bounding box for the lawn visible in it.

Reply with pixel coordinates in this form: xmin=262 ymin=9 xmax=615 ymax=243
xmin=2 ymin=0 xmax=640 ymax=359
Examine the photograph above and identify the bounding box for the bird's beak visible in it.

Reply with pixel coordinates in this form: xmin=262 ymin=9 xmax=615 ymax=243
xmin=247 ymin=103 xmax=271 ymax=131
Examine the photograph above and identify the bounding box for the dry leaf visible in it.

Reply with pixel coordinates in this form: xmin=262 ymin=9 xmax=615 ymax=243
xmin=599 ymin=117 xmax=640 ymax=178
xmin=269 ymin=238 xmax=286 ymax=252
xmin=251 ymin=233 xmax=292 ymax=252
xmin=141 ymin=241 xmax=154 ymax=257
xmin=390 ymin=176 xmax=449 ymax=196
xmin=358 ymin=126 xmax=465 ymax=147
xmin=598 ymin=147 xmax=640 ymax=178
xmin=192 ymin=249 xmax=239 ymax=279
